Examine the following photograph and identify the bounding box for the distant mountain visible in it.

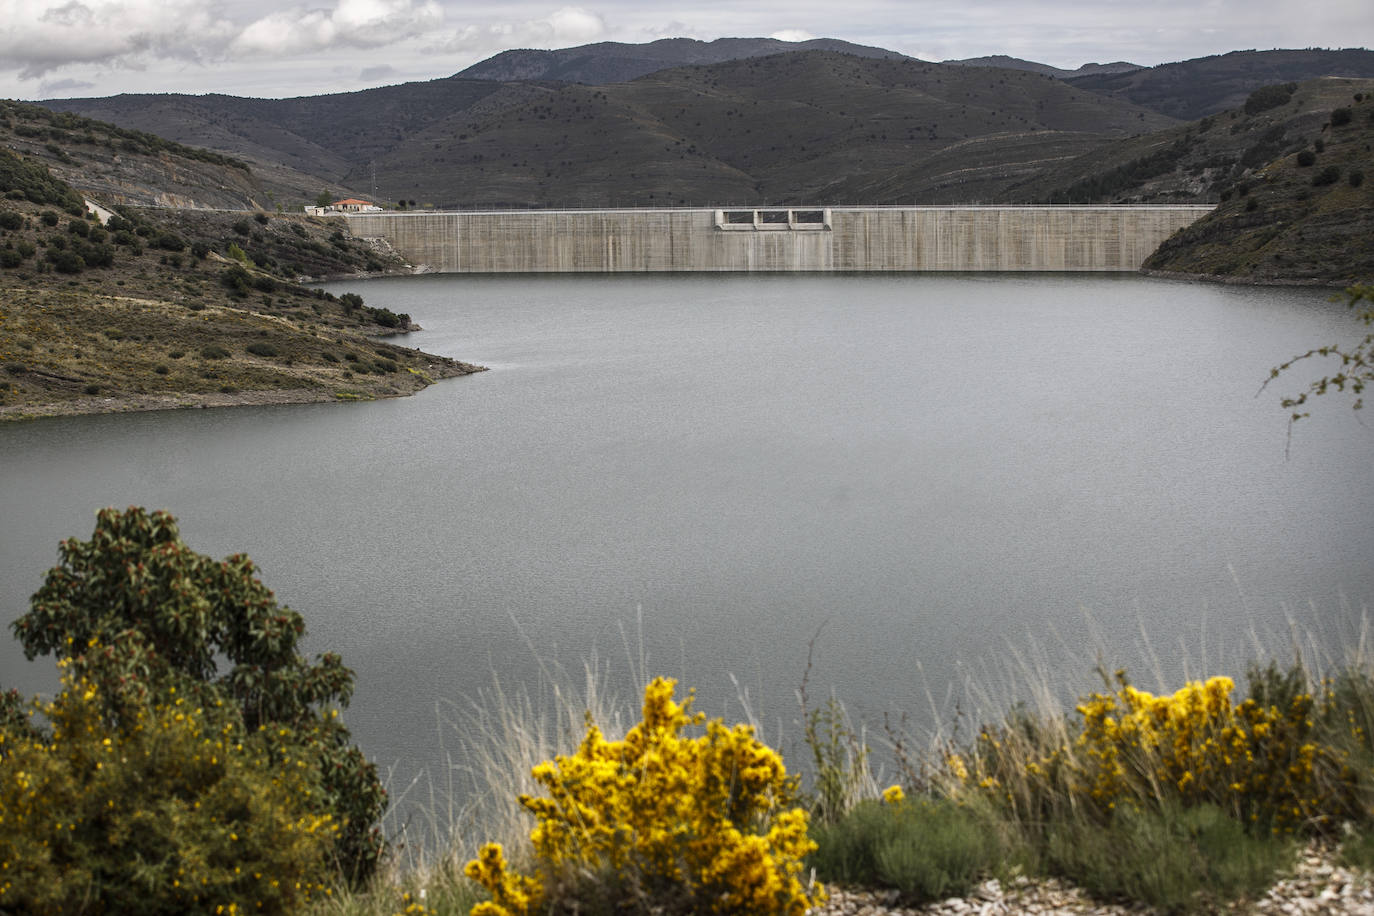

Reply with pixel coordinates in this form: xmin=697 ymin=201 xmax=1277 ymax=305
xmin=43 ymin=51 xmax=1178 ymax=209
xmin=36 ymin=44 xmax=1374 ymax=212
xmin=943 ymin=55 xmax=1141 ymax=79
xmin=454 ymin=37 xmax=913 ymax=84
xmin=1065 ymin=48 xmax=1374 ymax=120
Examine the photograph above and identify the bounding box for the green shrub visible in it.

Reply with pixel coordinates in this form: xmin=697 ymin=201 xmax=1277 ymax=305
xmin=1045 ymin=803 xmax=1291 ymax=913
xmin=66 ymin=218 xmax=89 ymax=237
xmin=200 ymin=344 xmax=230 ymax=359
xmin=246 ymin=342 xmax=280 ymax=358
xmin=0 ymin=210 xmax=22 ymax=230
xmin=1244 ymin=83 xmax=1297 ymax=115
xmin=1331 ymin=107 xmax=1353 ymax=127
xmin=232 ymin=219 xmax=251 ymax=236
xmin=155 ymin=231 xmax=186 ymax=252
xmin=1297 ymin=149 xmax=1316 ymax=167
xmin=39 ymin=209 xmax=58 ymax=226
xmin=371 ymin=307 xmax=403 ymax=328
xmin=11 ymin=508 xmax=387 ymax=884
xmin=1313 ymin=165 xmax=1342 ymax=187
xmin=221 ymin=264 xmax=252 ymax=297
xmin=1351 ymin=171 xmax=1365 ymax=188
xmin=810 ymin=796 xmax=1013 ymax=904
xmin=46 ymin=248 xmax=83 ymax=273
xmin=74 ymin=240 xmax=114 ymax=268
xmin=1339 ymin=830 xmax=1374 ymax=872
xmin=0 ymin=248 xmax=20 ymax=268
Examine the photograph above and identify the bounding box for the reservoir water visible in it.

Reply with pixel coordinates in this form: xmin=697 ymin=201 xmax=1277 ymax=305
xmin=2 ymin=273 xmax=1371 ymax=836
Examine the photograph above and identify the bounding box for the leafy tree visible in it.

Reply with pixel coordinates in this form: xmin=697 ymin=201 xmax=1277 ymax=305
xmin=1263 ymin=285 xmax=1374 ymax=427
xmin=10 ymin=507 xmax=387 ymax=882
xmin=315 ymin=191 xmax=334 ymax=208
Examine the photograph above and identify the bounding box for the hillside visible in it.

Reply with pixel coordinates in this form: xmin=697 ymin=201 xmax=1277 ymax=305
xmin=0 ymin=127 xmax=480 ymax=421
xmin=1004 ymin=77 xmax=1374 ymax=203
xmin=943 ymin=56 xmax=1141 ymax=79
xmin=45 ymin=52 xmax=1175 ymax=209
xmin=36 ymin=46 xmax=1374 ymax=210
xmin=1065 ymin=49 xmax=1374 ymax=120
xmin=455 ymin=36 xmax=911 ymax=84
xmin=0 ymin=99 xmax=370 ymax=211
xmin=1143 ymin=86 xmax=1374 ymax=284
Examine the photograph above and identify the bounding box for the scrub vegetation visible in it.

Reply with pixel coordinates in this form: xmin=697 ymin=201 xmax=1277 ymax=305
xmin=0 ymin=140 xmax=482 ymax=421
xmin=4 ymin=509 xmax=1374 ymax=914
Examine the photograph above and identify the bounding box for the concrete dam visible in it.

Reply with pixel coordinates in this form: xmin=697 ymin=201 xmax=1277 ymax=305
xmin=345 ymin=205 xmax=1213 ymax=274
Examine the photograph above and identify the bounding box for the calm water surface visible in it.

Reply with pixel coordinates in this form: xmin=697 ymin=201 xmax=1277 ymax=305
xmin=2 ymin=273 xmax=1371 ymax=828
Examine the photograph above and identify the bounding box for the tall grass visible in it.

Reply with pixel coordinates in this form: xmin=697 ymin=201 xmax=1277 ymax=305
xmin=317 ymin=611 xmax=1374 ymax=915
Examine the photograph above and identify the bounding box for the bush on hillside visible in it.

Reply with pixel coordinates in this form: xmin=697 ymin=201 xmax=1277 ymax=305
xmin=1313 ymin=165 xmax=1342 ymax=187
xmin=1244 ymin=83 xmax=1297 ymax=116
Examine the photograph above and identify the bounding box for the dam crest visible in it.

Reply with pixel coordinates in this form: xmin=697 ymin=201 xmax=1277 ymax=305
xmin=345 ymin=205 xmax=1213 ymax=274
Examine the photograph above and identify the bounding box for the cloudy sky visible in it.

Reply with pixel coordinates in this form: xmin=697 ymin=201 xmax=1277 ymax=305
xmin=2 ymin=0 xmax=1370 ymax=101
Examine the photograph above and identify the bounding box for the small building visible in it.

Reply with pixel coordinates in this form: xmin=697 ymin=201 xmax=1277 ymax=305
xmin=333 ymin=198 xmax=383 ymax=212
xmin=303 ymin=198 xmax=385 ymax=215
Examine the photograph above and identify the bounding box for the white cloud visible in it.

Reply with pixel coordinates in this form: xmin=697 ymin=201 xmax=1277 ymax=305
xmin=231 ymin=0 xmax=444 ymax=56
xmin=0 ymin=0 xmax=235 ymax=79
xmin=1 ymin=0 xmax=1369 ymax=99
xmin=426 ymin=6 xmax=606 ymax=53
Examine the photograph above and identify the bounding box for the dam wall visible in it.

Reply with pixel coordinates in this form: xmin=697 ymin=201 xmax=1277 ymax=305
xmin=345 ymin=206 xmax=1213 ymax=273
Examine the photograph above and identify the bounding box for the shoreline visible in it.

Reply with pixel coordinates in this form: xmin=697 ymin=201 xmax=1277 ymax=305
xmin=0 ymin=361 xmax=485 ymax=424
xmin=1139 ymin=267 xmax=1357 ymax=288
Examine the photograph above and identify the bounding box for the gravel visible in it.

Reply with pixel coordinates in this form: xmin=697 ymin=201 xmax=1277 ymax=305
xmin=811 ymin=841 xmax=1374 ymax=915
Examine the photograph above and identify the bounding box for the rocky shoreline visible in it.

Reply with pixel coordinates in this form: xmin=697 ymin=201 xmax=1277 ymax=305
xmin=814 ymin=842 xmax=1374 ymax=915
xmin=0 ymin=361 xmax=483 ymax=422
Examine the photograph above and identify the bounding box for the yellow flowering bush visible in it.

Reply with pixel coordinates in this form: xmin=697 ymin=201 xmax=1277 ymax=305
xmin=1072 ymin=672 xmax=1354 ymax=830
xmin=465 ymin=676 xmax=823 ymax=916
xmin=0 ymin=668 xmax=339 ymax=915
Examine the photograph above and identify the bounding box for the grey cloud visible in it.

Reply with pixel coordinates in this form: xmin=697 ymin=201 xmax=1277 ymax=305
xmin=38 ymin=76 xmax=96 ymax=94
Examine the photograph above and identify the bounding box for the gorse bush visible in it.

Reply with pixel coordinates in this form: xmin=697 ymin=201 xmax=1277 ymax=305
xmin=0 ymin=667 xmax=339 ymax=914
xmin=465 ymin=676 xmax=823 ymax=916
xmin=1070 ymin=671 xmax=1356 ymax=831
xmin=944 ymin=668 xmax=1364 ymax=837
xmin=9 ymin=507 xmax=386 ymax=883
